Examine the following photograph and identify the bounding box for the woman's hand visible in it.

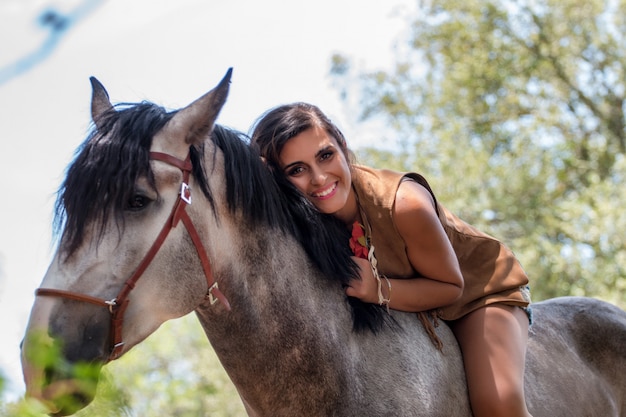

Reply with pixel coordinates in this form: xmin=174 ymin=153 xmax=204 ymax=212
xmin=345 ymin=256 xmax=380 ymax=304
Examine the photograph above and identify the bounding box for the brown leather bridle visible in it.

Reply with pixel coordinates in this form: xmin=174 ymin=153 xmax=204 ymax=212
xmin=35 ymin=150 xmax=231 ymax=361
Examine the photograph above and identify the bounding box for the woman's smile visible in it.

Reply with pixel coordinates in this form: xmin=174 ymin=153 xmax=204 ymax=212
xmin=279 ymin=126 xmax=358 ymax=224
xmin=311 ymin=181 xmax=338 ymax=200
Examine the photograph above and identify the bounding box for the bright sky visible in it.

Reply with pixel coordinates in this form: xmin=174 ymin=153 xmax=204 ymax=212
xmin=0 ymin=0 xmax=413 ymax=401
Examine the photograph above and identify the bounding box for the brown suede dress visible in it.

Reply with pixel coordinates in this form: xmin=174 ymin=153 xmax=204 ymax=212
xmin=351 ymin=165 xmax=531 ymax=321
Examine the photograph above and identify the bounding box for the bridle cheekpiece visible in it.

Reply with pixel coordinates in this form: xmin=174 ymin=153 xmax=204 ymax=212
xmin=36 ymin=150 xmax=230 ymax=361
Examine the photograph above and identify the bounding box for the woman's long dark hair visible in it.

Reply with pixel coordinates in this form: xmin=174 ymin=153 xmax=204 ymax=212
xmin=250 ymin=102 xmax=394 ymax=333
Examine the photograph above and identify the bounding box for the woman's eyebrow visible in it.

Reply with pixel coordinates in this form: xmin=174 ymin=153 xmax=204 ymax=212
xmin=282 ymin=145 xmax=335 ymax=172
xmin=282 ymin=160 xmax=300 ymax=171
xmin=315 ymin=145 xmax=333 ymax=157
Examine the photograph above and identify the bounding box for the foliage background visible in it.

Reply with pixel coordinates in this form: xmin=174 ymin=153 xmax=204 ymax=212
xmin=332 ymin=0 xmax=626 ymax=306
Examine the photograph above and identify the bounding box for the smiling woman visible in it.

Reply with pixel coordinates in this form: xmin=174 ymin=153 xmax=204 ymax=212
xmin=249 ymin=100 xmax=626 ymax=417
xmin=279 ymin=126 xmax=356 ymax=222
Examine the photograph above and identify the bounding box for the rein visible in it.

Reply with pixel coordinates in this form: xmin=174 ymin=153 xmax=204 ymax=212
xmin=35 ymin=150 xmax=230 ymax=361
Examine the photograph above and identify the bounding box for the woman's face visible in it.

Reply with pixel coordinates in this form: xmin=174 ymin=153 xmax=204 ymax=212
xmin=279 ymin=126 xmax=356 ymax=223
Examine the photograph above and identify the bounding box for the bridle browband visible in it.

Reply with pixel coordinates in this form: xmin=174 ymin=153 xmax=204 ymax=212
xmin=35 ymin=150 xmax=231 ymax=361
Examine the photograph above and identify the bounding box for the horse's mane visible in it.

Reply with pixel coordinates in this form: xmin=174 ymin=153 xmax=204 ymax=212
xmin=211 ymin=126 xmax=394 ymax=333
xmin=55 ymin=101 xmax=391 ymax=332
xmin=55 ymin=102 xmax=170 ymax=255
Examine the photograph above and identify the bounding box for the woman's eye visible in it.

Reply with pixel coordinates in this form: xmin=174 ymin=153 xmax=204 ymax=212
xmin=126 ymin=194 xmax=150 ymax=211
xmin=287 ymin=166 xmax=304 ymax=176
xmin=320 ymin=151 xmax=334 ymax=161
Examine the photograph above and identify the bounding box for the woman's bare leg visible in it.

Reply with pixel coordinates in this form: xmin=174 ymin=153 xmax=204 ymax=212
xmin=450 ymin=304 xmax=532 ymax=417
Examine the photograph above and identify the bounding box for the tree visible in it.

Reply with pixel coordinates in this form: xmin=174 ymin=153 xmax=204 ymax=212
xmin=1 ymin=316 xmax=245 ymax=417
xmin=331 ymin=0 xmax=626 ymax=305
xmin=77 ymin=315 xmax=246 ymax=417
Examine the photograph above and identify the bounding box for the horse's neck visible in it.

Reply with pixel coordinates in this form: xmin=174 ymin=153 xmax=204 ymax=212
xmin=194 ymin=228 xmax=355 ymax=408
xmin=197 ymin=226 xmax=350 ymax=341
xmin=194 ymin=224 xmax=466 ymax=416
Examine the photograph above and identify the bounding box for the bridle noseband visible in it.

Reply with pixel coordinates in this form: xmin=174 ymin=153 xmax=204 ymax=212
xmin=36 ymin=150 xmax=230 ymax=361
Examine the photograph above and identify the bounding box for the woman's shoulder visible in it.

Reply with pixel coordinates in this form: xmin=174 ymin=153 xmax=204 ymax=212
xmin=393 ymin=179 xmax=444 ymax=245
xmin=395 ymin=180 xmax=437 ymax=215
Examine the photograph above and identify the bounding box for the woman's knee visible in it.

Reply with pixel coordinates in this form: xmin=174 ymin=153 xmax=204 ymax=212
xmin=469 ymin=380 xmax=530 ymax=417
xmin=470 ymin=387 xmax=529 ymax=417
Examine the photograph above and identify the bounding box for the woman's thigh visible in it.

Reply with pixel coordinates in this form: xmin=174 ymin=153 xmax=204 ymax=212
xmin=449 ymin=304 xmax=530 ymax=415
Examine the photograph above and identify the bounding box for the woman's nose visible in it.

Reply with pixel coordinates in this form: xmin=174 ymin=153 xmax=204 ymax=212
xmin=310 ymin=167 xmax=327 ymax=185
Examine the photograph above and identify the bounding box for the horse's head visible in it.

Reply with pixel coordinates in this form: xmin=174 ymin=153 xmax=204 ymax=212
xmin=21 ymin=69 xmax=232 ymax=415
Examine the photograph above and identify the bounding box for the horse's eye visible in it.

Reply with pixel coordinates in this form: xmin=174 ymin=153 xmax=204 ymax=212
xmin=126 ymin=194 xmax=150 ymax=211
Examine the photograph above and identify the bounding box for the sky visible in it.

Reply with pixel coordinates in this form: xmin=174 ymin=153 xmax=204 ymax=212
xmin=0 ymin=0 xmax=414 ymax=401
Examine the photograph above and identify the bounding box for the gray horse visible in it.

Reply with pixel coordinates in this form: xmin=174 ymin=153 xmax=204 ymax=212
xmin=21 ymin=70 xmax=626 ymax=416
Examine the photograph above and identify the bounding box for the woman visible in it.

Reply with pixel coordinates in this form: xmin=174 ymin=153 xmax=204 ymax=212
xmin=250 ymin=102 xmax=533 ymax=417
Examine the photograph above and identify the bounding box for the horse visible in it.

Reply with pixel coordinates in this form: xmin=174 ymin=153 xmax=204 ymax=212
xmin=20 ymin=69 xmax=626 ymax=416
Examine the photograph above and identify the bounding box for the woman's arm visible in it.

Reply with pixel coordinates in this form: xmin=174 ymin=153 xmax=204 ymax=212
xmin=345 ymin=180 xmax=464 ymax=312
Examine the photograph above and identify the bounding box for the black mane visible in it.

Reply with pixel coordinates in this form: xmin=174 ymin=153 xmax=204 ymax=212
xmin=55 ymin=102 xmax=171 ymax=256
xmin=56 ymin=100 xmax=390 ymax=332
xmin=211 ymin=126 xmax=393 ymax=333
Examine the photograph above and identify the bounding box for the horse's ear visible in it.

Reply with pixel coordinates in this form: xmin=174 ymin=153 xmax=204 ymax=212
xmin=90 ymin=77 xmax=114 ymax=129
xmin=159 ymin=68 xmax=232 ymax=148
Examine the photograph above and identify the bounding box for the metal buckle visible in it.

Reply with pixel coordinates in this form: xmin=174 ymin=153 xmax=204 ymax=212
xmin=207 ymin=282 xmax=219 ymax=305
xmin=105 ymin=298 xmax=117 ymax=314
xmin=110 ymin=342 xmax=125 ymax=360
xmin=180 ymin=182 xmax=192 ymax=204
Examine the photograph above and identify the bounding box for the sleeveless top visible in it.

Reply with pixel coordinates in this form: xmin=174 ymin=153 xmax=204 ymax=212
xmin=351 ymin=165 xmax=530 ymax=321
